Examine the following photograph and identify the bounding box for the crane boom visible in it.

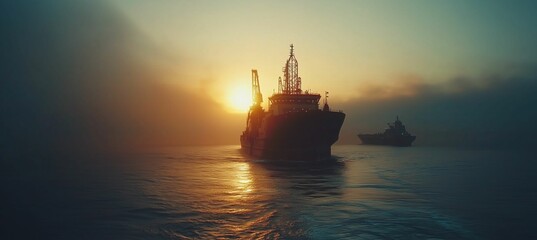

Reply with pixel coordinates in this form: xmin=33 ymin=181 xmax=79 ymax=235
xmin=251 ymin=69 xmax=262 ymax=107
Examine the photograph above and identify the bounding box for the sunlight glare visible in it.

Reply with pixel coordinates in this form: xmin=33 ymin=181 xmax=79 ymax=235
xmin=227 ymin=85 xmax=251 ymax=113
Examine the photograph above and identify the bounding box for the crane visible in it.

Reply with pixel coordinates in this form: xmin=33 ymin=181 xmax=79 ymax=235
xmin=251 ymin=69 xmax=262 ymax=107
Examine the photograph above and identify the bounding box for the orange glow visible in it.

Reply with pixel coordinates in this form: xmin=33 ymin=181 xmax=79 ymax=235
xmin=233 ymin=162 xmax=253 ymax=195
xmin=226 ymin=85 xmax=251 ymax=113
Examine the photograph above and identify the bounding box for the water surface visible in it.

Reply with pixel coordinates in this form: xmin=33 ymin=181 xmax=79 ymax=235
xmin=3 ymin=145 xmax=536 ymax=239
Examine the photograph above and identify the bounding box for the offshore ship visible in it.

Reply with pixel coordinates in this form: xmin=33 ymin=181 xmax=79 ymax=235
xmin=358 ymin=116 xmax=416 ymax=147
xmin=240 ymin=45 xmax=345 ymax=160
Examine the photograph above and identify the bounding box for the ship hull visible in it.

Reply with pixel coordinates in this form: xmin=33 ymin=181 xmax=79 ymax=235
xmin=241 ymin=111 xmax=345 ymax=160
xmin=358 ymin=134 xmax=416 ymax=147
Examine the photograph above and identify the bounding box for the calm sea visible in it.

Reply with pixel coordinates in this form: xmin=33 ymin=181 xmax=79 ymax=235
xmin=3 ymin=145 xmax=536 ymax=239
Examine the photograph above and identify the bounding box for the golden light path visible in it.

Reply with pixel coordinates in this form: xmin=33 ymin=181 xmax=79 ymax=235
xmin=232 ymin=162 xmax=253 ymax=198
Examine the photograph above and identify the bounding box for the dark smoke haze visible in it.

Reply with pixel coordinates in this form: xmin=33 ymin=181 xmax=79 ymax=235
xmin=338 ymin=73 xmax=537 ymax=148
xmin=1 ymin=1 xmax=242 ymax=163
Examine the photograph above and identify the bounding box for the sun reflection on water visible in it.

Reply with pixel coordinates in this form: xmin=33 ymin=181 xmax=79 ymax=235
xmin=230 ymin=162 xmax=254 ymax=198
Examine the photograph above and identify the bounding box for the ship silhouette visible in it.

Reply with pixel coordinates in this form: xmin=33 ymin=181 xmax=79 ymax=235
xmin=240 ymin=45 xmax=345 ymax=160
xmin=358 ymin=116 xmax=416 ymax=147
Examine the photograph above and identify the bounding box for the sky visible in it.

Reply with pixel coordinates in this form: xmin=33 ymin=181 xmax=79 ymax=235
xmin=109 ymin=0 xmax=537 ymax=100
xmin=2 ymin=0 xmax=537 ymax=159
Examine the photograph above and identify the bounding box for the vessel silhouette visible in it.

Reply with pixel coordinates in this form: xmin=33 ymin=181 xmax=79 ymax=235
xmin=240 ymin=45 xmax=345 ymax=160
xmin=358 ymin=116 xmax=416 ymax=147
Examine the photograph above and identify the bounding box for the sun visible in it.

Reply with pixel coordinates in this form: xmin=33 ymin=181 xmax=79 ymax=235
xmin=227 ymin=85 xmax=252 ymax=113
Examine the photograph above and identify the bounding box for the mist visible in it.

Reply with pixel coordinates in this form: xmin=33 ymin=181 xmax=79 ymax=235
xmin=337 ymin=72 xmax=537 ymax=148
xmin=2 ymin=0 xmax=536 ymax=167
xmin=1 ymin=0 xmax=243 ymax=164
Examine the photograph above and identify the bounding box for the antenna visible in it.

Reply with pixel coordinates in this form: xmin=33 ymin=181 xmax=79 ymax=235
xmin=278 ymin=77 xmax=282 ymax=93
xmin=322 ymin=91 xmax=330 ymax=111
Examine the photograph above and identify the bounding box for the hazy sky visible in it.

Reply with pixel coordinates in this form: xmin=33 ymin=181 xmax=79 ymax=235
xmin=2 ymin=0 xmax=537 ymax=155
xmin=110 ymin=0 xmax=537 ymax=102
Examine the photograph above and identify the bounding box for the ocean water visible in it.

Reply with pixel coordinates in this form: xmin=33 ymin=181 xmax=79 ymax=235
xmin=3 ymin=145 xmax=536 ymax=239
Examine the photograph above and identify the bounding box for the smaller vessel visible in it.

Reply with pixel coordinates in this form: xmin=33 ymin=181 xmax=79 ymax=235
xmin=358 ymin=116 xmax=416 ymax=147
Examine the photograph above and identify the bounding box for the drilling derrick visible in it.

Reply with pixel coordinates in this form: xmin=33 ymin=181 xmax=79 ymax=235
xmin=279 ymin=44 xmax=301 ymax=94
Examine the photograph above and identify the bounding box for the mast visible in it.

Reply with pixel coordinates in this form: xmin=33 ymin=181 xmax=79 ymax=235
xmin=278 ymin=44 xmax=301 ymax=94
xmin=323 ymin=91 xmax=330 ymax=111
